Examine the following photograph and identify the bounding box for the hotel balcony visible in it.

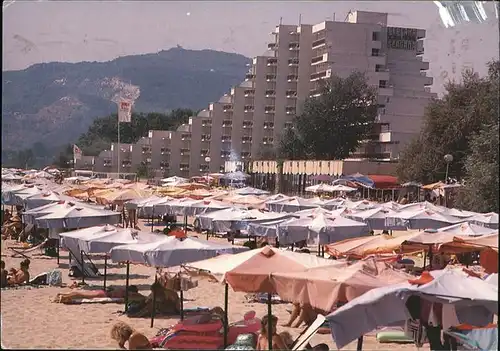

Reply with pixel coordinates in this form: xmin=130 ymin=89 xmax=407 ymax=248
xmin=288 ymin=58 xmax=299 ymax=66
xmin=243 ymin=121 xmax=253 ymax=129
xmin=289 ymin=42 xmax=300 ymax=50
xmin=263 ymin=122 xmax=275 ymax=129
xmin=201 ymin=120 xmax=212 ymax=127
xmin=264 ymin=106 xmax=275 ymax=114
xmin=223 ymin=104 xmax=233 ymax=112
xmin=286 ymin=90 xmax=297 ymax=98
xmin=244 ymin=89 xmax=255 ymax=97
xmin=199 ymin=164 xmax=210 ymax=172
xmin=180 ymin=148 xmax=190 ymax=156
xmin=311 ymin=54 xmax=327 ymax=65
xmin=268 ymin=43 xmax=278 ymax=50
xmin=245 ymin=73 xmax=256 ymax=81
xmin=180 ymin=164 xmax=190 ymax=171
xmin=285 ymin=107 xmax=296 ymax=115
xmin=265 ymin=90 xmax=276 ymax=97
xmin=201 ymin=134 xmax=211 ymax=142
xmin=200 ymin=149 xmax=210 ymax=157
xmin=266 ymin=75 xmax=277 ymax=82
xmin=181 ymin=133 xmax=191 ymax=141
xmin=287 ymin=75 xmax=298 ymax=82
xmin=244 ymin=105 xmax=254 ymax=113
xmin=263 ymin=137 xmax=274 ymax=145
xmin=267 ymin=58 xmax=278 ymax=66
xmin=141 ymin=147 xmax=152 ymax=154
xmin=241 ymin=152 xmax=251 ymax=159
xmin=160 ymin=147 xmax=171 ymax=155
xmin=159 ymin=162 xmax=170 ymax=170
xmin=312 ymin=38 xmax=326 ymax=49
xmin=221 ymin=136 xmax=232 ymax=143
xmin=242 ymin=136 xmax=253 ymax=144
xmin=222 ymin=120 xmax=233 ymax=127
xmin=220 ymin=151 xmax=231 ymax=158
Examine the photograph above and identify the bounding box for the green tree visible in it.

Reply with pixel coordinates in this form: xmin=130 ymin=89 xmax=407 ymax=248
xmin=279 ymin=72 xmax=377 ymax=160
xmin=53 ymin=144 xmax=73 ymax=169
xmin=455 ymin=122 xmax=499 ymax=213
xmin=397 ymin=61 xmax=499 ymax=183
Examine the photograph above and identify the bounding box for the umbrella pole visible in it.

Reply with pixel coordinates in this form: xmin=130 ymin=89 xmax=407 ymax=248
xmin=103 ymin=255 xmax=107 ymax=291
xmin=180 ymin=289 xmax=184 ymax=320
xmin=317 ymin=242 xmax=321 ymax=257
xmin=57 ymin=237 xmax=60 ymax=265
xmin=151 ymin=214 xmax=154 ymax=232
xmin=80 ymin=250 xmax=85 ymax=285
xmin=184 ymin=215 xmax=188 ymax=235
xmin=267 ymin=293 xmax=273 ymax=351
xmin=124 ymin=261 xmax=130 ymax=312
xmin=356 ymin=336 xmax=364 ymax=351
xmin=150 ymin=274 xmax=157 ymax=328
xmin=223 ymin=283 xmax=229 ymax=348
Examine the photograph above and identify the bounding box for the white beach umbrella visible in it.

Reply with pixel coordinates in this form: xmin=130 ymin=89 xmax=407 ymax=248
xmin=326 ymin=268 xmax=498 ymax=349
xmin=110 ymin=236 xmax=249 ymax=267
xmin=35 ymin=204 xmax=120 ymax=229
xmin=385 ymin=208 xmax=464 ymax=230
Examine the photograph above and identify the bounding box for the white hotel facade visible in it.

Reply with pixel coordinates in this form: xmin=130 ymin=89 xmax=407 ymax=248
xmin=80 ymin=11 xmax=435 ymax=177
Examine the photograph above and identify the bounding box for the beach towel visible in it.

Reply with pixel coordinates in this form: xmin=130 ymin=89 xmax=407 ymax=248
xmin=62 ymin=297 xmax=124 ymax=305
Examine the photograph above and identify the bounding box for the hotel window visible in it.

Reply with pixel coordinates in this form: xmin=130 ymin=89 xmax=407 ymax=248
xmin=371 ymin=48 xmax=380 ymax=57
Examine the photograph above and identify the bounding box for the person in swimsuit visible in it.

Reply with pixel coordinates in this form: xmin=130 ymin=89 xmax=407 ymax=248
xmin=110 ymin=321 xmax=152 ymax=350
xmin=1 ymin=260 xmax=8 ymax=287
xmin=55 ymin=285 xmax=141 ymax=303
xmin=257 ymin=315 xmax=289 ymax=350
xmin=282 ymin=303 xmax=318 ymax=328
xmin=7 ymin=259 xmax=30 ymax=285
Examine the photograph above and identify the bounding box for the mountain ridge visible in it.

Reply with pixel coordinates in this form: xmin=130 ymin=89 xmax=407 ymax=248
xmin=2 ymin=47 xmax=251 ymax=151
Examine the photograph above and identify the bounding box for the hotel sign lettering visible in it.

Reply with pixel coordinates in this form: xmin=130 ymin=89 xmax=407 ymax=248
xmin=387 ymin=27 xmax=418 ymax=51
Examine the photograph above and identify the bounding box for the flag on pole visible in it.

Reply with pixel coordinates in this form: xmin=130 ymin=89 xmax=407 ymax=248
xmin=73 ymin=144 xmax=82 ymax=165
xmin=118 ymin=100 xmax=132 ymax=123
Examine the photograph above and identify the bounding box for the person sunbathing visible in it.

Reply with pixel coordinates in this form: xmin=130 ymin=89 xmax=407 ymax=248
xmin=127 ymin=282 xmax=180 ymax=317
xmin=7 ymin=259 xmax=30 ymax=286
xmin=54 ymin=285 xmax=142 ymax=303
xmin=1 ymin=260 xmax=8 ymax=287
xmin=282 ymin=303 xmax=318 ymax=328
xmin=257 ymin=314 xmax=289 ymax=350
xmin=110 ymin=321 xmax=152 ymax=350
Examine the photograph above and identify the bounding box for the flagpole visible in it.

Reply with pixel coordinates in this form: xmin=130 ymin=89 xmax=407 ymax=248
xmin=117 ymin=117 xmax=121 ymax=179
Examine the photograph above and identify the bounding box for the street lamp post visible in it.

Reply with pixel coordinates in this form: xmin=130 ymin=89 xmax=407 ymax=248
xmin=204 ymin=156 xmax=211 ymax=184
xmin=444 ymin=154 xmax=453 ymax=183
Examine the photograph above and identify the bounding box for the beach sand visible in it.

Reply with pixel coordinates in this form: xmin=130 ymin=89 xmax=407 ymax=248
xmin=1 ymin=224 xmax=421 ymax=350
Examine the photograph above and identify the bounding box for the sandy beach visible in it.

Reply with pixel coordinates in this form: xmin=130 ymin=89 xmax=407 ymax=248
xmin=1 ymin=224 xmax=421 ymax=350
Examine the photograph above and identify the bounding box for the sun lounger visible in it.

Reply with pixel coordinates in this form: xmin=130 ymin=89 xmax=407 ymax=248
xmin=291 ymin=314 xmax=326 ymax=351
xmin=9 ymin=238 xmax=48 ymax=258
xmin=60 ymin=297 xmax=124 ymax=305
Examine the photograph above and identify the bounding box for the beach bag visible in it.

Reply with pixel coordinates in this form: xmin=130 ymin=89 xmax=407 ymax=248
xmin=46 ymin=270 xmax=62 ymax=286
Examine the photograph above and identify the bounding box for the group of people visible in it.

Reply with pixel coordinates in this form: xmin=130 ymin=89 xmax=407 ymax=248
xmin=1 ymin=259 xmax=31 ymax=287
xmin=110 ymin=312 xmax=329 ymax=350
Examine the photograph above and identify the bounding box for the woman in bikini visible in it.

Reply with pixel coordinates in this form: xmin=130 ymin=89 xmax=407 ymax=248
xmin=256 ymin=314 xmax=289 ymax=350
xmin=54 ymin=285 xmax=143 ymax=303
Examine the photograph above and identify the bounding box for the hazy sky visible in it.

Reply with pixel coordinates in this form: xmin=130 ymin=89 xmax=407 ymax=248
xmin=2 ymin=1 xmax=499 ymax=94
